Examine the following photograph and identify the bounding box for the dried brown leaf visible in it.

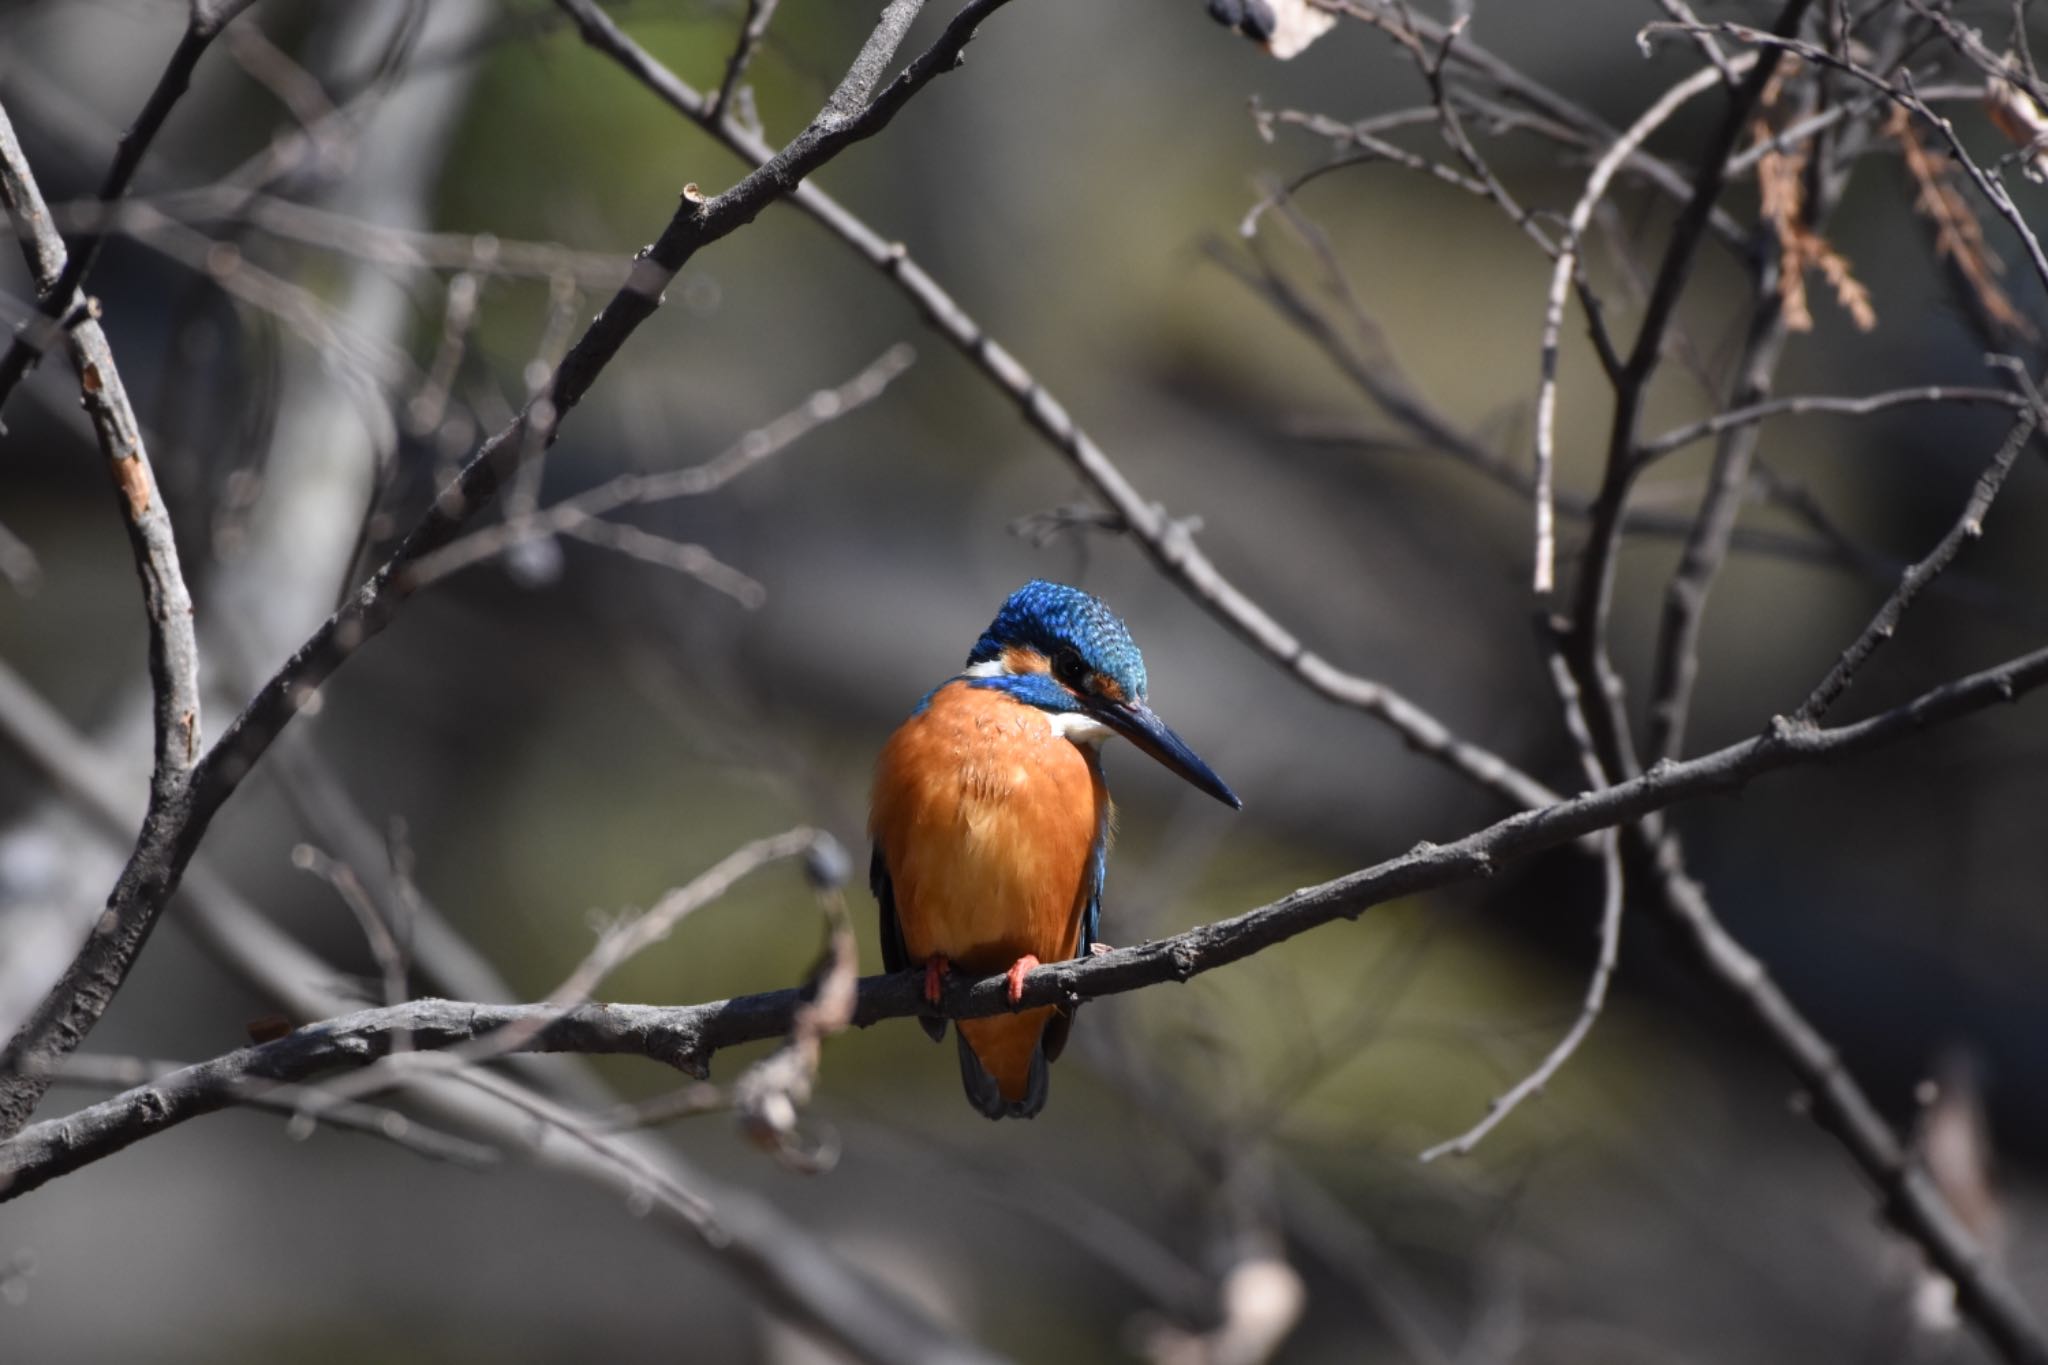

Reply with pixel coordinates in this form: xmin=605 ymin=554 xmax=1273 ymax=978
xmin=1889 ymin=105 xmax=2037 ymax=341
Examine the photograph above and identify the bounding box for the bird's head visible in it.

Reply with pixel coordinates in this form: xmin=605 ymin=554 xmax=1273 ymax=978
xmin=964 ymin=580 xmax=1241 ymax=810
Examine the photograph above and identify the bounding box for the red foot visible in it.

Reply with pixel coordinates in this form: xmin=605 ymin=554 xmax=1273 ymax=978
xmin=1005 ymin=955 xmax=1042 ymax=1005
xmin=922 ymin=956 xmax=953 ymax=1006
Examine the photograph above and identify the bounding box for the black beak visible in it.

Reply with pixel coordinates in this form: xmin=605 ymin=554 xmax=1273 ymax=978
xmin=1088 ymin=698 xmax=1242 ymax=810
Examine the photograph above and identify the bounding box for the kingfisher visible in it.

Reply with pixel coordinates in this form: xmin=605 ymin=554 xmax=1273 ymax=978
xmin=869 ymin=580 xmax=1241 ymax=1120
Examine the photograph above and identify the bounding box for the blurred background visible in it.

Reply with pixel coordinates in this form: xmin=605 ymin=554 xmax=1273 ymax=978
xmin=2 ymin=0 xmax=2046 ymax=1360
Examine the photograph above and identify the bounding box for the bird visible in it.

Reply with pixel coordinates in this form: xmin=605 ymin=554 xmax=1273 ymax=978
xmin=869 ymin=579 xmax=1241 ymax=1120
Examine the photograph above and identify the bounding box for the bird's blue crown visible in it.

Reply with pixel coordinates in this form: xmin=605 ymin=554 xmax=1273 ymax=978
xmin=965 ymin=580 xmax=1148 ymax=708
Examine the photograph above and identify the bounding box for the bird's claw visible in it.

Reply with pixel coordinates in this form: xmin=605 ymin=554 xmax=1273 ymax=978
xmin=922 ymin=956 xmax=952 ymax=1006
xmin=1005 ymin=954 xmax=1041 ymax=1005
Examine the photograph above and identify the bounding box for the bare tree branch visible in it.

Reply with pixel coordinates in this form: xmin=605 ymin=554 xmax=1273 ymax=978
xmin=7 ymin=7 xmax=2046 ymax=1361
xmin=0 ymin=99 xmax=203 ymax=1116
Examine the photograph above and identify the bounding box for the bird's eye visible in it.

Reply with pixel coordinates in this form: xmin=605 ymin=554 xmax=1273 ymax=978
xmin=1051 ymin=646 xmax=1088 ymax=688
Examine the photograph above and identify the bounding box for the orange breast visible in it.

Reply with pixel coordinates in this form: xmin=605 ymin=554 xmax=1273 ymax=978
xmin=870 ymin=680 xmax=1106 ymax=973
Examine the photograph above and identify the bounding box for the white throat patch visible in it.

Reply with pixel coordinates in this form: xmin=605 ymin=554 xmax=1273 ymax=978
xmin=1047 ymin=710 xmax=1112 ymax=745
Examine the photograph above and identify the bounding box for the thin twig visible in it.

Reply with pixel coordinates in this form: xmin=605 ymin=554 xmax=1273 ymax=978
xmin=1797 ymin=404 xmax=2038 ymax=723
xmin=1657 ymin=0 xmax=1741 ymax=83
xmin=1640 ymin=385 xmax=2027 ymax=460
xmin=1531 ymin=61 xmax=1739 ymax=593
xmin=1420 ymin=642 xmax=1623 ymax=1160
xmin=0 ymin=0 xmax=261 ymax=418
xmin=35 ymin=183 xmax=633 ymax=288
xmin=1418 ymin=827 xmax=1621 ymax=1161
xmin=220 ymin=16 xmax=337 ymax=136
xmin=555 ymin=519 xmax=766 ymax=606
xmin=732 ymin=852 xmax=859 ymax=1168
xmin=291 ymin=844 xmax=412 ymax=1016
xmin=301 ymin=827 xmax=821 ymax=1113
xmin=403 ymin=342 xmax=915 ymax=591
xmin=55 ymin=1053 xmax=496 ymax=1169
xmin=709 ymin=0 xmax=782 ymax=121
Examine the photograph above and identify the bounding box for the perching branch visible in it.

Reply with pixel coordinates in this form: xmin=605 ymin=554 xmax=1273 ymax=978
xmin=10 ymin=636 xmax=2048 ymax=1197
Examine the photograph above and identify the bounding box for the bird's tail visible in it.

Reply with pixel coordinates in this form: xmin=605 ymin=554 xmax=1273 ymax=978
xmin=956 ymin=1009 xmax=1053 ymax=1120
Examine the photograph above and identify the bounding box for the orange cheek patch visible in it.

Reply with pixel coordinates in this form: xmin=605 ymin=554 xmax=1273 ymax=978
xmin=1004 ymin=646 xmax=1049 ymax=675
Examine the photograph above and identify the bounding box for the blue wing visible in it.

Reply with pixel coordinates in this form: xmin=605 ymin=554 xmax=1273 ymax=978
xmin=871 ymin=843 xmax=909 ymax=974
xmin=1077 ymin=834 xmax=1106 ymax=957
xmin=1040 ymin=831 xmax=1107 ymax=1067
